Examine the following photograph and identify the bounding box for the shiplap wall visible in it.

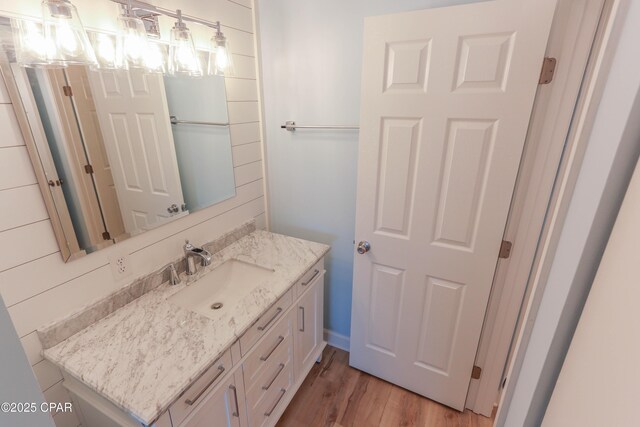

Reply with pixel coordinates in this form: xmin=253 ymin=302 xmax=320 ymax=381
xmin=0 ymin=1 xmax=265 ymax=426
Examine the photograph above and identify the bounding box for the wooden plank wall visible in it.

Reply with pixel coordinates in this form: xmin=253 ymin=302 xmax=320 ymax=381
xmin=0 ymin=1 xmax=264 ymax=426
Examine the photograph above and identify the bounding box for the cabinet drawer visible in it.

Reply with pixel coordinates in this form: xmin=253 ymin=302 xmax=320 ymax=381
xmin=248 ymin=360 xmax=293 ymax=427
xmin=243 ymin=308 xmax=294 ymax=388
xmin=240 ymin=290 xmax=292 ymax=356
xmin=295 ymin=259 xmax=324 ymax=299
xmin=170 ymin=349 xmax=233 ymax=427
xmin=245 ymin=333 xmax=293 ymax=411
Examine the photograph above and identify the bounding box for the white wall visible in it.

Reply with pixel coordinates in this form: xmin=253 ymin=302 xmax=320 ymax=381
xmin=542 ymin=160 xmax=640 ymax=425
xmin=498 ymin=1 xmax=640 ymax=425
xmin=256 ymin=0 xmax=477 ymax=339
xmin=0 ymin=1 xmax=265 ymax=426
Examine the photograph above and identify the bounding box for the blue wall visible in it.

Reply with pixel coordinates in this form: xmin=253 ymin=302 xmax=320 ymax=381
xmin=258 ymin=0 xmax=476 ymax=338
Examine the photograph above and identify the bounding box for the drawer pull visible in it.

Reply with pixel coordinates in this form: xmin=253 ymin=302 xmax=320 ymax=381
xmin=302 ymin=269 xmax=320 ymax=286
xmin=264 ymin=388 xmax=287 ymax=417
xmin=262 ymin=363 xmax=285 ymax=390
xmin=260 ymin=335 xmax=285 ymax=361
xmin=299 ymin=306 xmax=305 ymax=332
xmin=185 ymin=365 xmax=225 ymax=406
xmin=257 ymin=307 xmax=283 ymax=331
xmin=230 ymin=385 xmax=240 ymax=417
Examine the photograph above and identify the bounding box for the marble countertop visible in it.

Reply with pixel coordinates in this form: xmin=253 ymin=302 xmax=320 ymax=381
xmin=43 ymin=230 xmax=330 ymax=425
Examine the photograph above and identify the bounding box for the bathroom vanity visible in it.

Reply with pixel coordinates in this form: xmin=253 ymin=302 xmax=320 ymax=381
xmin=39 ymin=229 xmax=329 ymax=427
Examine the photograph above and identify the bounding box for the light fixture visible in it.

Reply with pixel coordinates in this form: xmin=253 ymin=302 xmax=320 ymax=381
xmin=116 ymin=4 xmax=150 ymax=69
xmin=139 ymin=13 xmax=165 ymax=73
xmin=140 ymin=14 xmax=161 ymax=39
xmin=208 ymin=27 xmax=234 ymax=76
xmin=168 ymin=10 xmax=201 ymax=77
xmin=41 ymin=0 xmax=97 ymax=66
xmin=89 ymin=32 xmax=124 ymax=70
xmin=144 ymin=40 xmax=167 ymax=73
xmin=11 ymin=19 xmax=58 ymax=68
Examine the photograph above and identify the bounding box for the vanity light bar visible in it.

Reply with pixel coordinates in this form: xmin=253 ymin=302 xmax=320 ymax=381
xmin=109 ymin=0 xmax=221 ymax=31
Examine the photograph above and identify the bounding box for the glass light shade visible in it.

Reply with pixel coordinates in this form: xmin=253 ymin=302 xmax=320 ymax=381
xmin=117 ymin=14 xmax=149 ymax=69
xmin=41 ymin=0 xmax=97 ymax=66
xmin=207 ymin=33 xmax=235 ymax=76
xmin=89 ymin=32 xmax=125 ymax=70
xmin=11 ymin=19 xmax=59 ymax=68
xmin=144 ymin=40 xmax=167 ymax=73
xmin=168 ymin=24 xmax=201 ymax=77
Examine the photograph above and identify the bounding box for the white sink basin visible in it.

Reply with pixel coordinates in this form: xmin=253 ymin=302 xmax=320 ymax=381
xmin=169 ymin=259 xmax=275 ymax=319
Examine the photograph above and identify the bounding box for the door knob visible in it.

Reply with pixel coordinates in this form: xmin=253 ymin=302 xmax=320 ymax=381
xmin=357 ymin=241 xmax=371 ymax=254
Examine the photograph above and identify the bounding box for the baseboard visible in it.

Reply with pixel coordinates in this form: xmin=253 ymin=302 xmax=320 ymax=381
xmin=323 ymin=329 xmax=350 ymax=352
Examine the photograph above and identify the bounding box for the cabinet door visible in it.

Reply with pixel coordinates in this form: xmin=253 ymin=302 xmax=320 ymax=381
xmin=295 ymin=273 xmax=324 ymax=376
xmin=180 ymin=376 xmax=242 ymax=427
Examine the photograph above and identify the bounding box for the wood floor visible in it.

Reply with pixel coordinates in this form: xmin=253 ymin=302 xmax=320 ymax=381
xmin=277 ymin=346 xmax=495 ymax=427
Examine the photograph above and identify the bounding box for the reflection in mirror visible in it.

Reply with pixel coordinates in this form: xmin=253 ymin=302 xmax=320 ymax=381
xmin=164 ymin=70 xmax=235 ymax=212
xmin=0 ymin=18 xmax=236 ymax=259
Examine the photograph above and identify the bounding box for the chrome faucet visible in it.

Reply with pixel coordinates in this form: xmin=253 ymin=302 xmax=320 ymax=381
xmin=167 ymin=264 xmax=181 ymax=286
xmin=184 ymin=240 xmax=212 ymax=275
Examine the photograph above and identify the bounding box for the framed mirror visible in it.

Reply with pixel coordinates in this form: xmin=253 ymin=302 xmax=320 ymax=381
xmin=0 ymin=17 xmax=236 ymax=261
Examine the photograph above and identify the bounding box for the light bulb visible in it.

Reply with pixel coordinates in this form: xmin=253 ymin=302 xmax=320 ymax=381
xmin=208 ymin=30 xmax=234 ymax=76
xmin=117 ymin=14 xmax=150 ymax=69
xmin=55 ymin=23 xmax=78 ymax=54
xmin=11 ymin=18 xmax=59 ymax=67
xmin=89 ymin=32 xmax=124 ymax=69
xmin=216 ymin=45 xmax=228 ymax=70
xmin=177 ymin=45 xmax=197 ymax=69
xmin=144 ymin=41 xmax=166 ymax=73
xmin=97 ymin=35 xmax=115 ymax=62
xmin=23 ymin=21 xmax=55 ymax=57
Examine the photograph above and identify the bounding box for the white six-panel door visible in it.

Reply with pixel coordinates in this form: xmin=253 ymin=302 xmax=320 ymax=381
xmin=88 ymin=69 xmax=185 ymax=235
xmin=349 ymin=0 xmax=558 ymax=410
xmin=65 ymin=65 xmax=126 ymax=241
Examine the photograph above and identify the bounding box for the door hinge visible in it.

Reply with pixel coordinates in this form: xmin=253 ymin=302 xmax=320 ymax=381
xmin=102 ymin=231 xmax=111 ymax=241
xmin=499 ymin=240 xmax=513 ymax=259
xmin=471 ymin=365 xmax=482 ymax=380
xmin=84 ymin=164 xmax=94 ymax=174
xmin=539 ymin=57 xmax=557 ymax=84
xmin=62 ymin=85 xmax=73 ymax=96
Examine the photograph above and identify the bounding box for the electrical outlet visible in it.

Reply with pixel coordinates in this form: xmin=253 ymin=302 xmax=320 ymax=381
xmin=109 ymin=253 xmax=132 ymax=280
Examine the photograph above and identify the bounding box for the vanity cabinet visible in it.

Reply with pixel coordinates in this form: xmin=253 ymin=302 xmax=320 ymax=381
xmin=63 ymin=257 xmax=326 ymax=427
xmin=178 ymin=262 xmax=326 ymax=427
xmin=169 ymin=349 xmax=233 ymax=426
xmin=243 ymin=309 xmax=296 ymax=427
xmin=295 ymin=267 xmax=325 ymax=377
xmin=179 ymin=373 xmax=244 ymax=427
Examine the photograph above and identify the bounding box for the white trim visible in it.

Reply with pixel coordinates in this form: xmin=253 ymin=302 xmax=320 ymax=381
xmin=251 ymin=0 xmax=271 ymax=231
xmin=497 ymin=0 xmax=638 ymax=424
xmin=323 ymin=329 xmax=350 ymax=352
xmin=465 ymin=0 xmax=606 ymax=416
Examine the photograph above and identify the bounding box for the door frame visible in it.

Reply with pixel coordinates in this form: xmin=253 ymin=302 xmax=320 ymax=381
xmin=465 ymin=0 xmax=621 ymax=417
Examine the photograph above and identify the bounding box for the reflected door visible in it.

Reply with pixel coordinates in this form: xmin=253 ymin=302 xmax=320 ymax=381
xmin=88 ymin=68 xmax=185 ymax=234
xmin=349 ymin=0 xmax=557 ymax=410
xmin=65 ymin=65 xmax=125 ymax=241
